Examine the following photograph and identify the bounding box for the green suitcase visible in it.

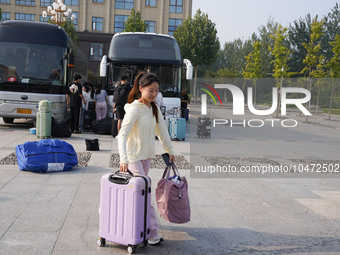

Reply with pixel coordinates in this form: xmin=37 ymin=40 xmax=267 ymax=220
xmin=36 ymin=112 xmax=52 ymax=138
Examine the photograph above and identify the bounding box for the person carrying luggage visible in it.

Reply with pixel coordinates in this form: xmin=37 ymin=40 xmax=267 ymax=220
xmin=118 ymin=72 xmax=175 ymax=245
xmin=94 ymin=84 xmax=108 ymax=120
xmin=66 ymin=74 xmax=85 ymax=134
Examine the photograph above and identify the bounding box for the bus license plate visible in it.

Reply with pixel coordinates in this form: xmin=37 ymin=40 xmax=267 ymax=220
xmin=17 ymin=109 xmax=31 ymax=114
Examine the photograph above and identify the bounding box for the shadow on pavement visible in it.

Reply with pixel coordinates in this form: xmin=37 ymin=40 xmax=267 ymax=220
xmin=160 ymin=225 xmax=340 ymax=255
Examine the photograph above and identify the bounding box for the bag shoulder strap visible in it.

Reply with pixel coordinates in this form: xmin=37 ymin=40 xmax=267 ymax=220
xmin=161 ymin=165 xmax=178 ymax=179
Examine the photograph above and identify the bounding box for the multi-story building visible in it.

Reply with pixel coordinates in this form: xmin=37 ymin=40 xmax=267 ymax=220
xmin=0 ymin=0 xmax=192 ymax=74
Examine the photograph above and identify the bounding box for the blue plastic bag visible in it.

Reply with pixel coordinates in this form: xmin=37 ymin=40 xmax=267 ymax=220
xmin=16 ymin=139 xmax=78 ymax=173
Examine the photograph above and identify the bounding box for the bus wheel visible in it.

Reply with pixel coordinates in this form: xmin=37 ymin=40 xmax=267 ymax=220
xmin=3 ymin=118 xmax=14 ymax=124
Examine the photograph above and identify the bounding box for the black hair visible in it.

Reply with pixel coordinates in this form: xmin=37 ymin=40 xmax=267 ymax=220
xmin=120 ymin=75 xmax=128 ymax=81
xmin=87 ymin=83 xmax=95 ymax=99
xmin=128 ymin=72 xmax=159 ymax=122
xmin=95 ymin=84 xmax=102 ymax=95
xmin=74 ymin=74 xmax=82 ymax=81
xmin=83 ymin=82 xmax=90 ymax=93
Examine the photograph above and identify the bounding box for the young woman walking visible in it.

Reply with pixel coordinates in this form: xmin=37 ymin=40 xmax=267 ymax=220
xmin=118 ymin=72 xmax=175 ymax=245
xmin=94 ymin=84 xmax=108 ymax=120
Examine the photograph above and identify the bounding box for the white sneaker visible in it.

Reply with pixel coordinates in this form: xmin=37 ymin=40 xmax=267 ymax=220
xmin=148 ymin=237 xmax=164 ymax=245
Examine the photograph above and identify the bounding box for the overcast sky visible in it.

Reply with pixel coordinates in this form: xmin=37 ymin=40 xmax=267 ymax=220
xmin=192 ymin=0 xmax=339 ymax=47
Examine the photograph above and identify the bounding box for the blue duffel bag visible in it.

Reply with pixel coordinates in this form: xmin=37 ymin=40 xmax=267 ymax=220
xmin=16 ymin=139 xmax=78 ymax=173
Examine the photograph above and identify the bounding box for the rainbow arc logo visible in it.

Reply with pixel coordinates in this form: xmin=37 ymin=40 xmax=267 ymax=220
xmin=198 ymin=82 xmax=223 ymax=106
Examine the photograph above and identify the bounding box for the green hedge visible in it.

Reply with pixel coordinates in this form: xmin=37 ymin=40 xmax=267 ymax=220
xmin=322 ymin=108 xmax=340 ymax=115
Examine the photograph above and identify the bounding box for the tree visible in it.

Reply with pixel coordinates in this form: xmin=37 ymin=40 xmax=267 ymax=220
xmin=124 ymin=9 xmax=147 ymax=32
xmin=270 ymin=24 xmax=292 ymax=117
xmin=288 ymin=14 xmax=313 ymax=74
xmin=47 ymin=19 xmax=78 ymax=42
xmin=300 ymin=18 xmax=324 ymax=121
xmin=327 ymin=34 xmax=340 ymax=120
xmin=315 ymin=7 xmax=338 ymax=111
xmin=271 ymin=25 xmax=292 ymax=79
xmin=221 ymin=38 xmax=254 ymax=75
xmin=313 ymin=55 xmax=327 ymax=115
xmin=0 ymin=8 xmax=2 ymax=22
xmin=323 ymin=3 xmax=340 ymax=61
xmin=60 ymin=19 xmax=78 ymax=42
xmin=174 ymin=9 xmax=220 ymax=96
xmin=87 ymin=70 xmax=101 ymax=85
xmin=202 ymin=37 xmax=254 ymax=78
xmin=242 ymin=41 xmax=262 ymax=105
xmin=243 ymin=41 xmax=262 ymax=79
xmin=257 ymin=17 xmax=278 ymax=77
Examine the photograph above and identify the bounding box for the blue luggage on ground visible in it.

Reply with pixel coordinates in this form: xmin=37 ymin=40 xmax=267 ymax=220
xmin=16 ymin=139 xmax=78 ymax=173
xmin=169 ymin=117 xmax=186 ymax=141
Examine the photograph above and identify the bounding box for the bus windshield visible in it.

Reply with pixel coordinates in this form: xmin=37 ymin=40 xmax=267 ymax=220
xmin=109 ymin=63 xmax=181 ymax=97
xmin=109 ymin=33 xmax=181 ymax=64
xmin=0 ymin=42 xmax=66 ymax=86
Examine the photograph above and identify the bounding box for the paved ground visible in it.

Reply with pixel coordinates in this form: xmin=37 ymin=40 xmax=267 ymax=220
xmin=0 ymin=106 xmax=340 ymax=255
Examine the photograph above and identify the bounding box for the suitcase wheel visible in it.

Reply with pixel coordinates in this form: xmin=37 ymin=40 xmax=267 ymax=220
xmin=127 ymin=245 xmax=137 ymax=254
xmin=98 ymin=237 xmax=106 ymax=247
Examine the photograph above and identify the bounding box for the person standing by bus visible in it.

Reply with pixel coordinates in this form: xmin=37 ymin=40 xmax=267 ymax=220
xmin=79 ymin=83 xmax=91 ymax=132
xmin=180 ymin=89 xmax=189 ymax=119
xmin=113 ymin=75 xmax=131 ymax=132
xmin=94 ymin=84 xmax=108 ymax=120
xmin=118 ymin=72 xmax=175 ymax=245
xmin=66 ymin=74 xmax=85 ymax=134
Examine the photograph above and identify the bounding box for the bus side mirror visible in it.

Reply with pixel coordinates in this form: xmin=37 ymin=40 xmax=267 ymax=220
xmin=183 ymin=59 xmax=193 ymax=80
xmin=100 ymin=55 xmax=107 ymax=77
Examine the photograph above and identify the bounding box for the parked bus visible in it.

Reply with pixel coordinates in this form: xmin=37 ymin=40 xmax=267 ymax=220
xmin=100 ymin=32 xmax=192 ymax=118
xmin=0 ymin=20 xmax=87 ymax=123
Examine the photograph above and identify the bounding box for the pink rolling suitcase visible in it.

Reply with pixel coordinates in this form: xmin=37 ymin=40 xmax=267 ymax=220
xmin=98 ymin=171 xmax=151 ymax=254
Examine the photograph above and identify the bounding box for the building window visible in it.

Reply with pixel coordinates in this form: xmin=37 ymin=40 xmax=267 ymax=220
xmin=0 ymin=0 xmax=11 ymax=4
xmin=114 ymin=15 xmax=128 ymax=33
xmin=72 ymin=12 xmax=78 ymax=30
xmin=168 ymin=18 xmax=181 ymax=36
xmin=15 ymin=0 xmax=35 ymax=5
xmin=64 ymin=0 xmax=78 ymax=6
xmin=169 ymin=0 xmax=182 ymax=14
xmin=145 ymin=21 xmax=155 ymax=33
xmin=145 ymin=0 xmax=156 ymax=7
xmin=92 ymin=17 xmax=103 ymax=31
xmin=15 ymin=13 xmax=35 ymax=21
xmin=115 ymin=0 xmax=133 ymax=10
xmin=90 ymin=43 xmax=104 ymax=60
xmin=39 ymin=14 xmax=51 ymax=22
xmin=40 ymin=0 xmax=53 ymax=6
xmin=1 ymin=12 xmax=10 ymax=22
xmin=93 ymin=0 xmax=104 ymax=2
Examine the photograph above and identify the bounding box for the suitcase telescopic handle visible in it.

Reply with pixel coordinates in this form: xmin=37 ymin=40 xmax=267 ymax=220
xmin=113 ymin=169 xmax=134 ymax=175
xmin=172 ymin=107 xmax=179 ymax=118
xmin=109 ymin=169 xmax=134 ymax=184
xmin=109 ymin=175 xmax=130 ymax=184
xmin=114 ymin=169 xmax=134 ymax=176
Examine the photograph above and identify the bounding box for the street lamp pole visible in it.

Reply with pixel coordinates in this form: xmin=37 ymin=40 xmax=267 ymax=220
xmin=42 ymin=0 xmax=75 ymax=25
